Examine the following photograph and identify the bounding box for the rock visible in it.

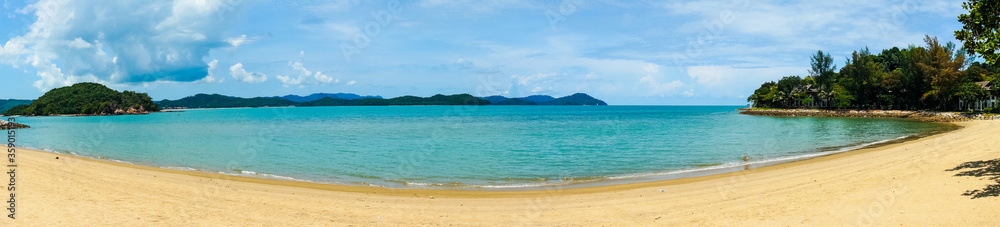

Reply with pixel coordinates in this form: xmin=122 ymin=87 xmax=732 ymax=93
xmin=737 ymin=108 xmax=999 ymax=122
xmin=0 ymin=120 xmax=30 ymax=129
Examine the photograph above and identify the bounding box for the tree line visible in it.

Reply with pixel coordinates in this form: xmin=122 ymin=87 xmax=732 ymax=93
xmin=3 ymin=83 xmax=159 ymax=116
xmin=748 ymin=35 xmax=1000 ymax=111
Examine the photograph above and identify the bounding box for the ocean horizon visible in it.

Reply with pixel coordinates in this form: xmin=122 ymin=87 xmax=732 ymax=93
xmin=13 ymin=105 xmax=953 ymax=190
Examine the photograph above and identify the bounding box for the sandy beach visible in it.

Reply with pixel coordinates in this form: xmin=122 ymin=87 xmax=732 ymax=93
xmin=2 ymin=120 xmax=998 ymax=226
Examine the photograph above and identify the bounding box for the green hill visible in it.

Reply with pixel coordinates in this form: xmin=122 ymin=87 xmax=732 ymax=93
xmin=0 ymin=99 xmax=33 ymax=113
xmin=542 ymin=93 xmax=608 ymax=105
xmin=157 ymin=94 xmax=297 ymax=109
xmin=3 ymin=83 xmax=159 ymax=116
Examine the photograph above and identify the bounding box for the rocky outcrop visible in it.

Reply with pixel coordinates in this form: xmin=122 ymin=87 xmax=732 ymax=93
xmin=738 ymin=108 xmax=1000 ymax=122
xmin=0 ymin=120 xmax=29 ymax=129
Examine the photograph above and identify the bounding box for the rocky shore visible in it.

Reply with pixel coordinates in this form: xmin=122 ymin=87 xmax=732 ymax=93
xmin=0 ymin=119 xmax=30 ymax=129
xmin=738 ymin=108 xmax=1000 ymax=122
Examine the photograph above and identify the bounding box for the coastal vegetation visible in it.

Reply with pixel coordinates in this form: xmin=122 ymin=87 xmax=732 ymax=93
xmin=749 ymin=1 xmax=1000 ymax=113
xmin=485 ymin=93 xmax=608 ymax=106
xmin=3 ymin=83 xmax=159 ymax=116
xmin=157 ymin=94 xmax=298 ymax=109
xmin=954 ymin=0 xmax=999 ymax=64
xmin=0 ymin=99 xmax=32 ymax=113
xmin=747 ymin=36 xmax=1000 ymax=112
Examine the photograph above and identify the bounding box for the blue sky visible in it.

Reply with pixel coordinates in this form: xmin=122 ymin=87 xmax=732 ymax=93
xmin=0 ymin=0 xmax=973 ymax=105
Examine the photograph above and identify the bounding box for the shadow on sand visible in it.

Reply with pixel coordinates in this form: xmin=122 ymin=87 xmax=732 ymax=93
xmin=947 ymin=158 xmax=1000 ymax=199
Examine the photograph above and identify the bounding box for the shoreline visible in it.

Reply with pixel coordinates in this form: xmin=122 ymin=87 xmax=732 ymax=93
xmin=738 ymin=108 xmax=1000 ymax=122
xmin=6 ymin=120 xmax=999 ymax=225
xmin=16 ymin=123 xmax=957 ymax=191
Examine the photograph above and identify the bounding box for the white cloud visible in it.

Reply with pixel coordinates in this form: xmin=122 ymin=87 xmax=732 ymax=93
xmin=0 ymin=0 xmax=249 ymax=91
xmin=346 ymin=80 xmax=356 ymax=85
xmin=66 ymin=38 xmax=93 ymax=49
xmin=686 ymin=65 xmax=808 ymax=98
xmin=196 ymin=59 xmax=223 ymax=83
xmin=639 ymin=75 xmax=685 ymax=97
xmin=226 ymin=35 xmax=253 ymax=47
xmin=513 ymin=72 xmax=556 ymax=86
xmin=229 ymin=63 xmax=267 ymax=83
xmin=277 ymin=61 xmax=337 ymax=87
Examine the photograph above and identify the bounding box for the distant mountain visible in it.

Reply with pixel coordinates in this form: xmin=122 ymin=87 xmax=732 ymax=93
xmin=479 ymin=94 xmax=605 ymax=106
xmin=495 ymin=98 xmax=537 ymax=105
xmin=275 ymin=93 xmax=382 ymax=102
xmin=521 ymin=95 xmax=556 ymax=104
xmin=543 ymin=93 xmax=607 ymax=105
xmin=482 ymin=95 xmax=510 ymax=104
xmin=158 ymin=93 xmax=605 ymax=109
xmin=158 ymin=94 xmax=297 ymax=109
xmin=0 ymin=99 xmax=33 ymax=113
xmin=299 ymin=94 xmax=491 ymax=106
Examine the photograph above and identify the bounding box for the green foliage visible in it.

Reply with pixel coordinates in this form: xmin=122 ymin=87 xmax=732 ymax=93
xmin=839 ymin=48 xmax=885 ymax=109
xmin=542 ymin=93 xmax=608 ymax=105
xmin=157 ymin=94 xmax=297 ymax=108
xmin=955 ymin=0 xmax=1000 ymax=64
xmin=955 ymin=82 xmax=989 ymax=101
xmin=748 ymin=35 xmax=1000 ymax=111
xmin=0 ymin=99 xmax=33 ymax=113
xmin=831 ymin=84 xmax=854 ymax=109
xmin=3 ymin=83 xmax=159 ymax=116
xmin=809 ymin=50 xmax=837 ymax=89
xmin=919 ymin=36 xmax=967 ymax=108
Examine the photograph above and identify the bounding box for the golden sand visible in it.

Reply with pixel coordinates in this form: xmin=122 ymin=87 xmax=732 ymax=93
xmin=2 ymin=120 xmax=998 ymax=226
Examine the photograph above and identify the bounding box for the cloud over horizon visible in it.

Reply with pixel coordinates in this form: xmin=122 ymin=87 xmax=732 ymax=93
xmin=0 ymin=0 xmax=248 ymax=91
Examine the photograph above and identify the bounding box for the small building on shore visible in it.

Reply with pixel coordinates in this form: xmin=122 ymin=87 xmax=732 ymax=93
xmin=960 ymin=81 xmax=998 ymax=111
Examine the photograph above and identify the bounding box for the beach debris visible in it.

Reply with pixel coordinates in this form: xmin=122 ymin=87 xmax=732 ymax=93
xmin=429 ymin=196 xmax=435 ymax=199
xmin=659 ymin=189 xmax=664 ymax=192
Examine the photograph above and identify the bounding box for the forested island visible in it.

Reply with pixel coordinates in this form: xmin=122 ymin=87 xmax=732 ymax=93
xmin=157 ymin=93 xmax=607 ymax=109
xmin=1 ymin=82 xmax=607 ymax=116
xmin=3 ymin=83 xmax=159 ymax=116
xmin=0 ymin=99 xmax=33 ymax=113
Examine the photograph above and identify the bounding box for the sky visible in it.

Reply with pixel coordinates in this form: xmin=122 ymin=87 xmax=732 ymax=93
xmin=0 ymin=0 xmax=974 ymax=105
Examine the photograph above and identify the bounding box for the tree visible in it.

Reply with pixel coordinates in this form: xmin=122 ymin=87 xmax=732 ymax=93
xmin=955 ymin=0 xmax=1000 ymax=64
xmin=831 ymin=84 xmax=854 ymax=109
xmin=748 ymin=81 xmax=777 ymax=107
xmin=919 ymin=35 xmax=967 ymax=109
xmin=839 ymin=48 xmax=885 ymax=109
xmin=809 ymin=50 xmax=837 ymax=89
xmin=776 ymin=76 xmax=806 ymax=107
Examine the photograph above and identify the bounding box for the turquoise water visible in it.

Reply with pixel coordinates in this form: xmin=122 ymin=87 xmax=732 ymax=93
xmin=12 ymin=106 xmax=951 ymax=189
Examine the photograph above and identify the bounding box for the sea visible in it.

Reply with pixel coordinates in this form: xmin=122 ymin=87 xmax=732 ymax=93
xmin=11 ymin=106 xmax=954 ymax=190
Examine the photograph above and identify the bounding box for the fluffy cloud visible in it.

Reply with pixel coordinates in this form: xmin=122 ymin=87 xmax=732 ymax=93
xmin=687 ymin=65 xmax=808 ymax=98
xmin=226 ymin=35 xmax=253 ymax=48
xmin=276 ymin=61 xmax=336 ymax=87
xmin=0 ymin=0 xmax=248 ymax=91
xmin=196 ymin=59 xmax=223 ymax=83
xmin=229 ymin=63 xmax=267 ymax=83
